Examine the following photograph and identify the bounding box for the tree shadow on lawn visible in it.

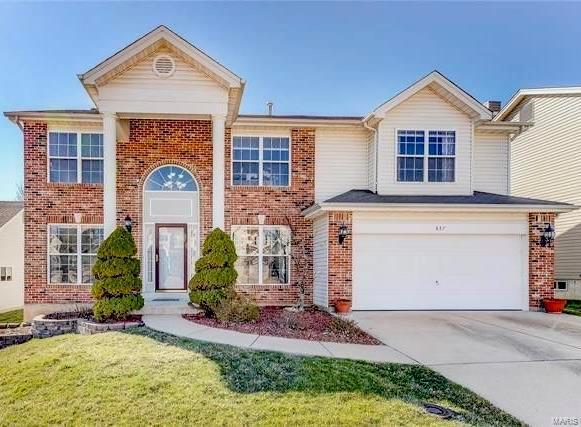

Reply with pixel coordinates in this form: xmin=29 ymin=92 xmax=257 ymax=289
xmin=124 ymin=327 xmax=522 ymax=426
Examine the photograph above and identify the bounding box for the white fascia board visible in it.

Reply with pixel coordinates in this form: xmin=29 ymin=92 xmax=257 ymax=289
xmin=475 ymin=121 xmax=533 ymax=134
xmin=494 ymin=87 xmax=581 ymax=121
xmin=364 ymin=71 xmax=492 ymax=123
xmin=4 ymin=112 xmax=102 ymax=129
xmin=304 ymin=202 xmax=577 ymax=218
xmin=80 ymin=26 xmax=242 ymax=88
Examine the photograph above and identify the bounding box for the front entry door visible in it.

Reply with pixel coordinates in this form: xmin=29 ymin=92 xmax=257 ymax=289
xmin=155 ymin=224 xmax=187 ymax=291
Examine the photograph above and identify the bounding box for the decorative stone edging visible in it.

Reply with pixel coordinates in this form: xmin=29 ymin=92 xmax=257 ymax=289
xmin=32 ymin=315 xmax=143 ymax=338
xmin=0 ymin=325 xmax=33 ymax=349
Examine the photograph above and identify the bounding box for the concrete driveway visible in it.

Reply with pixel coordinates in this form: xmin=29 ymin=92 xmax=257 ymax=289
xmin=351 ymin=311 xmax=581 ymax=427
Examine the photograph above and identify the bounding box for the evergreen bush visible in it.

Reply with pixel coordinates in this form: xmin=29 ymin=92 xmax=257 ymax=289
xmin=91 ymin=227 xmax=144 ymax=322
xmin=189 ymin=228 xmax=238 ymax=315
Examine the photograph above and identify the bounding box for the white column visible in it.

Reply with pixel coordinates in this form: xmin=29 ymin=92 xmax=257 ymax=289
xmin=212 ymin=114 xmax=226 ymax=230
xmin=102 ymin=112 xmax=117 ymax=236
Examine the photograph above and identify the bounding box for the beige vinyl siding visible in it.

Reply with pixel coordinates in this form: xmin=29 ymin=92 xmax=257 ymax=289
xmin=315 ymin=126 xmax=369 ymax=202
xmin=510 ymin=94 xmax=581 ymax=279
xmin=473 ymin=132 xmax=509 ymax=195
xmin=0 ymin=210 xmax=23 ymax=312
xmin=367 ymin=130 xmax=377 ymax=192
xmin=376 ymin=87 xmax=473 ymax=195
xmin=312 ymin=215 xmax=328 ymax=308
xmin=98 ymin=48 xmax=228 ymax=115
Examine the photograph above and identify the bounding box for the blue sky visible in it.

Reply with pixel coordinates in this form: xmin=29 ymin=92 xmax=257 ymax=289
xmin=1 ymin=1 xmax=580 ymax=200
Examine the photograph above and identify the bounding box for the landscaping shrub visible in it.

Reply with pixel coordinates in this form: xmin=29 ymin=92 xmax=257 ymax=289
xmin=92 ymin=227 xmax=144 ymax=322
xmin=189 ymin=228 xmax=238 ymax=315
xmin=212 ymin=294 xmax=260 ymax=324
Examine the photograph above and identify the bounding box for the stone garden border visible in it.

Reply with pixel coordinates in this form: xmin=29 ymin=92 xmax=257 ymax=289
xmin=32 ymin=315 xmax=143 ymax=339
xmin=0 ymin=323 xmax=32 ymax=349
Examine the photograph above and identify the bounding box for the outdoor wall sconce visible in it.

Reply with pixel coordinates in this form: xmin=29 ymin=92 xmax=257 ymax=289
xmin=540 ymin=224 xmax=556 ymax=247
xmin=124 ymin=215 xmax=133 ymax=233
xmin=338 ymin=223 xmax=350 ymax=245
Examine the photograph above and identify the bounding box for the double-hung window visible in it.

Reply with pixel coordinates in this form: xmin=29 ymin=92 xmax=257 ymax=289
xmin=0 ymin=267 xmax=12 ymax=281
xmin=48 ymin=225 xmax=104 ymax=284
xmin=428 ymin=131 xmax=455 ymax=182
xmin=232 ymin=225 xmax=291 ymax=285
xmin=48 ymin=132 xmax=104 ymax=184
xmin=397 ymin=130 xmax=456 ymax=183
xmin=232 ymin=136 xmax=290 ymax=186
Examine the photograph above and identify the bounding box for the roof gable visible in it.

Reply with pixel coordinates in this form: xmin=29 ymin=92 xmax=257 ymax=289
xmin=80 ymin=26 xmax=242 ymax=88
xmin=365 ymin=71 xmax=492 ymax=123
xmin=494 ymin=87 xmax=581 ymax=121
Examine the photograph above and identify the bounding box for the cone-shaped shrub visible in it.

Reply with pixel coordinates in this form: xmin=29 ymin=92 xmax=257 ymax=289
xmin=189 ymin=228 xmax=238 ymax=315
xmin=92 ymin=226 xmax=144 ymax=322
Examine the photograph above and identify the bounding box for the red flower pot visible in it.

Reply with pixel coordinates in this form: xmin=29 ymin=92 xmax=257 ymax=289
xmin=543 ymin=298 xmax=567 ymax=314
xmin=335 ymin=299 xmax=351 ymax=314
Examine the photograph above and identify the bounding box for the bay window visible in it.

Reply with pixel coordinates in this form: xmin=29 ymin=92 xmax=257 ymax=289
xmin=48 ymin=225 xmax=104 ymax=284
xmin=232 ymin=225 xmax=291 ymax=285
xmin=49 ymin=132 xmax=104 ymax=184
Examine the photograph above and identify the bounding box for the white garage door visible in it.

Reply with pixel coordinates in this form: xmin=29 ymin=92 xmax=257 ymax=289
xmin=353 ymin=219 xmax=527 ymax=310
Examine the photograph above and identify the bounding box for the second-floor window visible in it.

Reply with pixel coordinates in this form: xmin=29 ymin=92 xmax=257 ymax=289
xmin=49 ymin=132 xmax=104 ymax=184
xmin=397 ymin=130 xmax=455 ymax=183
xmin=232 ymin=136 xmax=290 ymax=186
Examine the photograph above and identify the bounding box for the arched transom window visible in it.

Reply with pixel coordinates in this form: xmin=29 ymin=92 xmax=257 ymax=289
xmin=145 ymin=165 xmax=197 ymax=192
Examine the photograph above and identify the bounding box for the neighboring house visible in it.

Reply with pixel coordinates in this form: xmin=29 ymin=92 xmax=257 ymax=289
xmin=4 ymin=26 xmax=574 ymax=320
xmin=0 ymin=202 xmax=24 ymax=313
xmin=494 ymin=88 xmax=581 ymax=300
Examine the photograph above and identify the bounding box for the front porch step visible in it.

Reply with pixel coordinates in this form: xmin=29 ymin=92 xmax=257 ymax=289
xmin=135 ymin=300 xmax=201 ymax=316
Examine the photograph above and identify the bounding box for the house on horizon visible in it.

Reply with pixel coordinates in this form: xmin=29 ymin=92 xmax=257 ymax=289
xmin=4 ymin=25 xmax=574 ymax=321
xmin=0 ymin=201 xmax=23 ymax=313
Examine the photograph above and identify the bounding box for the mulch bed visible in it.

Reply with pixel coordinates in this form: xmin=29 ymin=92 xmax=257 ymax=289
xmin=44 ymin=311 xmax=142 ymax=324
xmin=183 ymin=307 xmax=381 ymax=345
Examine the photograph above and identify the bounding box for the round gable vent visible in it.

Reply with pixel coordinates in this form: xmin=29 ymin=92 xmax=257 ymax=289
xmin=153 ymin=55 xmax=175 ymax=78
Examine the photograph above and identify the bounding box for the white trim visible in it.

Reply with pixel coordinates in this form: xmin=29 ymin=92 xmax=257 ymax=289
xmin=494 ymin=87 xmax=581 ymax=121
xmin=231 ymin=225 xmax=291 ymax=286
xmin=364 ymin=71 xmax=492 ymax=123
xmin=80 ymin=26 xmax=242 ymax=88
xmin=46 ymin=130 xmax=104 ymax=185
xmin=394 ymin=128 xmax=457 ymax=184
xmin=233 ymin=116 xmax=363 ymax=128
xmin=304 ymin=202 xmax=576 ymax=219
xmin=141 ymin=164 xmax=201 ymax=293
xmin=46 ymin=223 xmax=104 ymax=286
xmin=231 ymin=134 xmax=292 ymax=188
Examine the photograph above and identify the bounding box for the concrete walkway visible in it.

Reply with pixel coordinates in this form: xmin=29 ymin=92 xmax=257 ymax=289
xmin=142 ymin=314 xmax=413 ymax=364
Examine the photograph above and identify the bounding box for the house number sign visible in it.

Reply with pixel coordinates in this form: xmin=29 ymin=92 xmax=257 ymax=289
xmin=435 ymin=225 xmax=447 ymax=232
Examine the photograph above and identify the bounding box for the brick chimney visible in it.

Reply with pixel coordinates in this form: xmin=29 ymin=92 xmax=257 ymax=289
xmin=484 ymin=100 xmax=502 ymax=116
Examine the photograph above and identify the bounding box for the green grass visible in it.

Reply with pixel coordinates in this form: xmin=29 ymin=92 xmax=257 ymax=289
xmin=0 ymin=309 xmax=23 ymax=324
xmin=0 ymin=328 xmax=521 ymax=426
xmin=564 ymin=300 xmax=581 ymax=316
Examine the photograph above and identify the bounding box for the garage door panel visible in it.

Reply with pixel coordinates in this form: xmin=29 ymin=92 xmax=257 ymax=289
xmin=353 ymin=234 xmax=524 ymax=310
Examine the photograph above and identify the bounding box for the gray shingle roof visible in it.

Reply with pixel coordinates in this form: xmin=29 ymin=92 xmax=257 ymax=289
xmin=0 ymin=202 xmax=23 ymax=228
xmin=324 ymin=190 xmax=573 ymax=207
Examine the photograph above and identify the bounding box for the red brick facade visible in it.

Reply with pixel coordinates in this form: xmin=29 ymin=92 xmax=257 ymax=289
xmin=224 ymin=128 xmax=316 ymax=306
xmin=23 ymin=119 xmax=315 ymax=308
xmin=117 ymin=119 xmax=214 ymax=257
xmin=528 ymin=212 xmax=556 ymax=309
xmin=21 ymin=119 xmax=559 ymax=312
xmin=327 ymin=212 xmax=352 ymax=307
xmin=23 ymin=122 xmax=102 ymax=304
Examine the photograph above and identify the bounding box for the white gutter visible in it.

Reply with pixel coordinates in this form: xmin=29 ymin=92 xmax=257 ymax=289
xmin=362 ymin=120 xmax=379 ymax=193
xmin=304 ymin=202 xmax=577 ymax=219
xmin=4 ymin=111 xmax=102 ymax=124
xmin=234 ymin=116 xmax=364 ymax=128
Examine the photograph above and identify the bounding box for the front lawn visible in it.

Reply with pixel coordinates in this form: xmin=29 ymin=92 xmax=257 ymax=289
xmin=0 ymin=328 xmax=520 ymax=426
xmin=0 ymin=309 xmax=23 ymax=324
xmin=564 ymin=300 xmax=581 ymax=316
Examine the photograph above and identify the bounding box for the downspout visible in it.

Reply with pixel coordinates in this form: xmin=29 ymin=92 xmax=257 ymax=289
xmin=363 ymin=118 xmax=378 ymax=194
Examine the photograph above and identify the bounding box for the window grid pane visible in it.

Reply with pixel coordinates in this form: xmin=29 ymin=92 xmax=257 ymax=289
xmin=428 ymin=131 xmax=455 ymax=182
xmin=81 ymin=133 xmax=103 ymax=158
xmin=232 ymin=136 xmax=290 ymax=186
xmin=397 ymin=131 xmax=425 ymax=182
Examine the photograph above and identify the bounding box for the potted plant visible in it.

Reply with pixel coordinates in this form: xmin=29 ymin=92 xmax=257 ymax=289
xmin=335 ymin=299 xmax=351 ymax=314
xmin=542 ymin=298 xmax=567 ymax=314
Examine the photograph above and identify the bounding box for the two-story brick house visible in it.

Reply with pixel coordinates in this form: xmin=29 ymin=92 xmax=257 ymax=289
xmin=5 ymin=26 xmax=573 ymax=320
